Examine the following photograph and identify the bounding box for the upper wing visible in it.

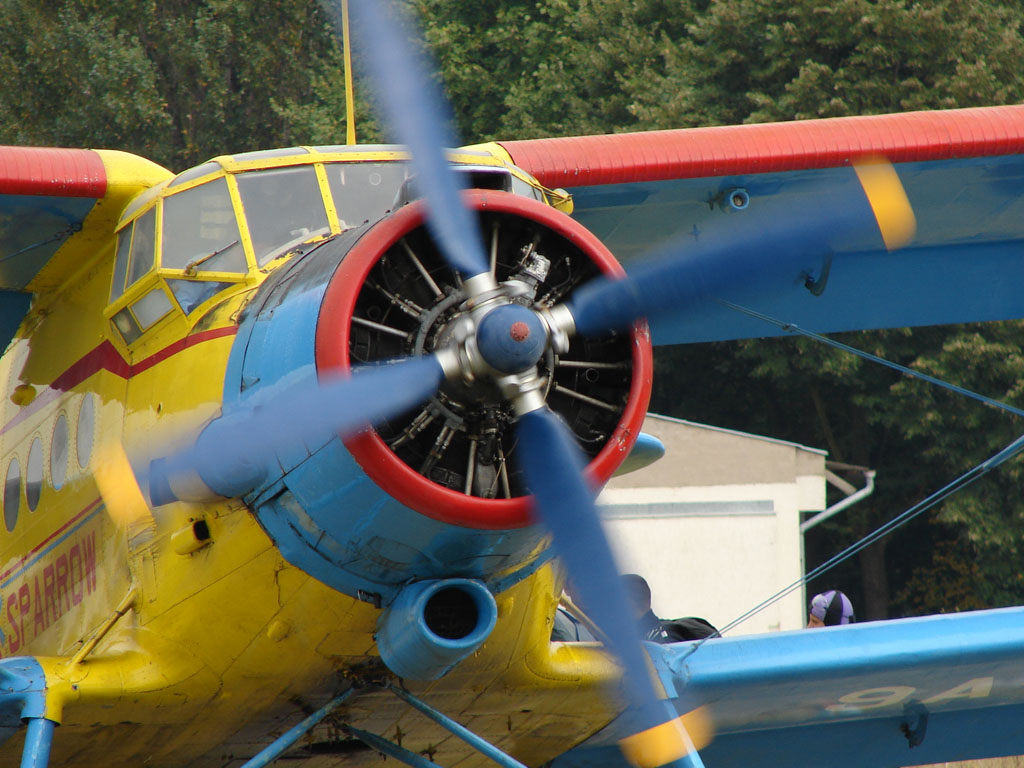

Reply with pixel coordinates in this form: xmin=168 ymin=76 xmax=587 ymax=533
xmin=553 ymin=606 xmax=1024 ymax=768
xmin=0 ymin=146 xmax=171 ymax=347
xmin=495 ymin=105 xmax=1024 ymax=345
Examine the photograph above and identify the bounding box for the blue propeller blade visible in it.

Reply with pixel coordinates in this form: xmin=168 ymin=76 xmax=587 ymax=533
xmin=566 ymin=209 xmax=853 ymax=337
xmin=516 ymin=407 xmax=675 ymax=731
xmin=344 ymin=0 xmax=490 ymax=280
xmin=152 ymin=355 xmax=445 ymax=503
xmin=566 ymin=166 xmax=915 ymax=337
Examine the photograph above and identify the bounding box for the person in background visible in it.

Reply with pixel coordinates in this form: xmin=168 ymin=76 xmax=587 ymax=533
xmin=807 ymin=590 xmax=856 ymax=627
xmin=553 ymin=574 xmax=718 ymax=643
xmin=623 ymin=573 xmax=684 ymax=643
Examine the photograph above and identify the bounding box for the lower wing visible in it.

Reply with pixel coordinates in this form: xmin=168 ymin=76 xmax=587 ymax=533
xmin=555 ymin=605 xmax=1024 ymax=767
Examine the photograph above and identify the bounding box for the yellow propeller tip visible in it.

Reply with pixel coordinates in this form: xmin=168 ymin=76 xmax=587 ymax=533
xmin=852 ymin=156 xmax=917 ymax=251
xmin=94 ymin=442 xmax=152 ymax=527
xmin=618 ymin=708 xmax=713 ymax=768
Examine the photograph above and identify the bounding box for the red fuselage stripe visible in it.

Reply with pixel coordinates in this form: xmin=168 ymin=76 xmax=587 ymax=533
xmin=1 ymin=326 xmax=238 ymax=437
xmin=499 ymin=105 xmax=1024 ymax=187
xmin=50 ymin=325 xmax=239 ymax=392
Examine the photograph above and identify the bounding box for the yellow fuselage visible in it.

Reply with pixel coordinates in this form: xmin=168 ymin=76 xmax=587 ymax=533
xmin=0 ymin=148 xmax=617 ymax=766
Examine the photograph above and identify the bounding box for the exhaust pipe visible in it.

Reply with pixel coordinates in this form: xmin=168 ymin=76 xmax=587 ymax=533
xmin=376 ymin=579 xmax=498 ymax=681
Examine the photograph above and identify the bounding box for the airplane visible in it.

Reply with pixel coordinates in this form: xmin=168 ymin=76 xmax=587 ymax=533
xmin=2 ymin=0 xmax=1024 ymax=766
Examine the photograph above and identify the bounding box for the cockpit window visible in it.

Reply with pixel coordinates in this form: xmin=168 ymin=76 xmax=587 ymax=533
xmin=510 ymin=174 xmax=545 ymax=202
xmin=162 ymin=176 xmax=246 ymax=274
xmin=389 ymin=165 xmax=538 ymax=210
xmin=110 ymin=226 xmax=133 ymax=301
xmin=236 ymin=166 xmax=330 ymax=266
xmin=126 ymin=208 xmax=156 ymax=286
xmin=167 ymin=161 xmax=220 ymax=189
xmin=165 ymin=279 xmax=235 ymax=314
xmin=325 ymin=162 xmax=411 ymax=230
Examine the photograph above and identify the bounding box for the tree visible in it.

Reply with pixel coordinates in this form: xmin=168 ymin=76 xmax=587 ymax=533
xmin=632 ymin=0 xmax=1024 ymax=129
xmin=0 ymin=1 xmax=172 ymax=163
xmin=0 ymin=0 xmax=370 ymax=170
xmin=409 ymin=0 xmax=539 ymax=142
xmin=415 ymin=0 xmax=695 ymax=142
xmin=885 ymin=323 xmax=1024 ymax=609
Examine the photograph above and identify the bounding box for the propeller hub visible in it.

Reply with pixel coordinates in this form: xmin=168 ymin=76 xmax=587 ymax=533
xmin=475 ymin=303 xmax=547 ymax=374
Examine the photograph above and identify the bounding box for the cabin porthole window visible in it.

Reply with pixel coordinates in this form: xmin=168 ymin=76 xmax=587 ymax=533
xmin=77 ymin=394 xmax=95 ymax=470
xmin=26 ymin=438 xmax=42 ymax=512
xmin=4 ymin=458 xmax=20 ymax=532
xmin=51 ymin=413 xmax=69 ymax=490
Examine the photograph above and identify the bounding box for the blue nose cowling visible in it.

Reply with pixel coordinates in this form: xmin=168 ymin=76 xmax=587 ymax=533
xmin=475 ymin=303 xmax=547 ymax=374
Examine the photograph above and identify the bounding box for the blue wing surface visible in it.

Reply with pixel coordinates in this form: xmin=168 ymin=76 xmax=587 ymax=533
xmin=555 ymin=606 xmax=1024 ymax=767
xmin=0 ymin=146 xmax=172 ymax=348
xmin=0 ymin=147 xmax=109 ymax=345
xmin=0 ymin=147 xmax=109 ymax=285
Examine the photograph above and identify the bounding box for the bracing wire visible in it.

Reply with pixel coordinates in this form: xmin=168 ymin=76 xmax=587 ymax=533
xmin=718 ymin=301 xmax=1024 ymax=419
xmin=710 ymin=432 xmax=1024 ymax=640
xmin=676 ymin=303 xmax=1024 ymax=657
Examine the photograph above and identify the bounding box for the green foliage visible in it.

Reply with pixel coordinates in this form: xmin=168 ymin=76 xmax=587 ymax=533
xmin=636 ymin=0 xmax=1024 ymax=128
xmin=409 ymin=0 xmax=538 ymax=141
xmin=895 ymin=539 xmax=989 ymax=614
xmin=883 ymin=323 xmax=1024 ymax=607
xmin=0 ymin=2 xmax=172 ymax=161
xmin=0 ymin=0 xmax=368 ymax=170
xmin=414 ymin=0 xmax=695 ymax=141
xmin=498 ymin=0 xmax=696 ymax=138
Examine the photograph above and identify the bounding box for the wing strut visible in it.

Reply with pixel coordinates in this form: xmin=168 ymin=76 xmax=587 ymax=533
xmin=238 ymin=689 xmax=355 ymax=768
xmin=0 ymin=658 xmax=54 ymax=768
xmin=21 ymin=718 xmax=54 ymax=768
xmin=342 ymin=725 xmax=446 ymax=767
xmin=386 ymin=684 xmax=532 ymax=768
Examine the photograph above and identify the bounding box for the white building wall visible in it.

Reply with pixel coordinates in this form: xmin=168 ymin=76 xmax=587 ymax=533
xmin=596 ymin=415 xmax=827 ymax=636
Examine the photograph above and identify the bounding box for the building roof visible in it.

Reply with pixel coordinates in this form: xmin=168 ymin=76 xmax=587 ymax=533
xmin=608 ymin=413 xmax=826 ymax=490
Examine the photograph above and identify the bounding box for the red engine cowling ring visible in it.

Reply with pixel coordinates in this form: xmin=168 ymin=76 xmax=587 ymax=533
xmin=316 ymin=189 xmax=652 ymax=531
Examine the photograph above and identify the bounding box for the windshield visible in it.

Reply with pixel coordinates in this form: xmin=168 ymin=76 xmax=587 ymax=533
xmin=236 ymin=166 xmax=331 ymax=266
xmin=162 ymin=176 xmax=246 ymax=274
xmin=325 ymin=162 xmax=411 ymax=229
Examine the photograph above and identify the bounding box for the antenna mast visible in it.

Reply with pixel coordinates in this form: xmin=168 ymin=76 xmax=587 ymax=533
xmin=342 ymin=0 xmax=356 ymax=144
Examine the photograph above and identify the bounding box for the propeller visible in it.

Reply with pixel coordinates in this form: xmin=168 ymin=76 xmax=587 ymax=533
xmin=338 ymin=0 xmax=492 ymax=286
xmin=516 ymin=407 xmax=706 ymax=767
xmin=94 ymin=438 xmax=154 ymax=529
xmin=149 ymin=356 xmax=449 ymax=504
xmin=138 ymin=3 xmax=918 ymax=766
